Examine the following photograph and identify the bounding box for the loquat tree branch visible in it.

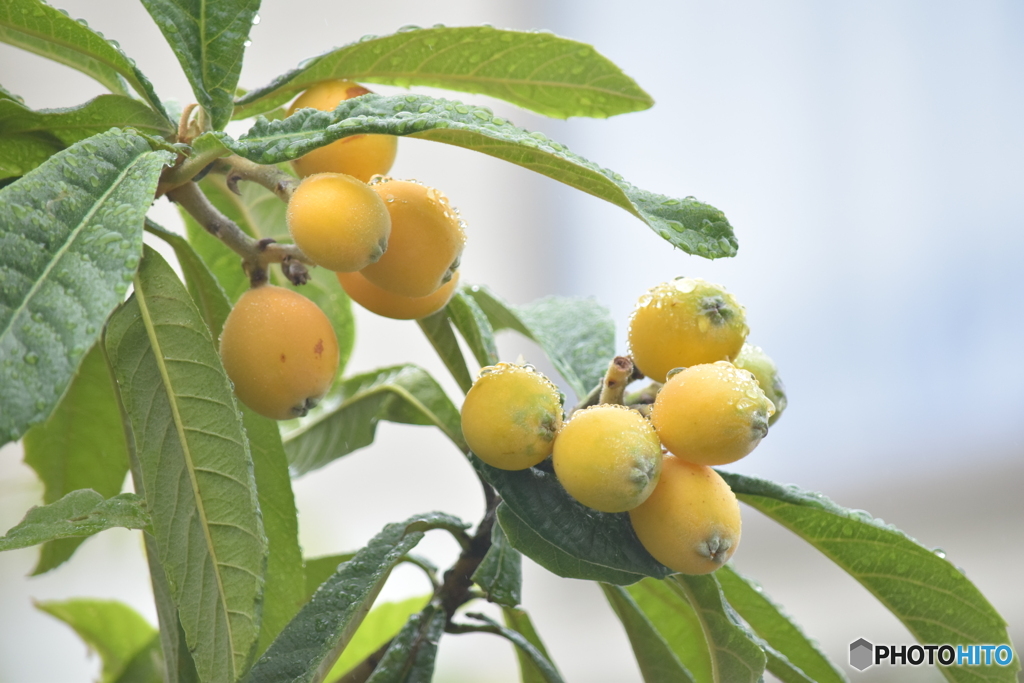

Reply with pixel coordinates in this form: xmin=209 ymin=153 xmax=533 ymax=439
xmin=167 ymin=181 xmax=313 ymax=287
xmin=332 ymin=489 xmax=501 ymax=683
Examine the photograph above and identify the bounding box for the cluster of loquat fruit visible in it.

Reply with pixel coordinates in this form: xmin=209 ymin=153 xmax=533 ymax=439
xmin=215 ymin=80 xmax=788 ymax=580
xmin=461 ymin=277 xmax=787 ymax=575
xmin=219 ymin=80 xmax=468 ymax=420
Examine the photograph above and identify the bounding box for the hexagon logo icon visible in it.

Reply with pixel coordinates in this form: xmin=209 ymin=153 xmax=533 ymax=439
xmin=850 ymin=638 xmax=874 ymax=671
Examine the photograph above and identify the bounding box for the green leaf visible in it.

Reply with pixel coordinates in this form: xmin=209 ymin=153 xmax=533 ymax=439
xmin=624 ymin=578 xmax=714 ymax=683
xmin=282 ymin=364 xmax=464 ymax=476
xmin=0 ymin=490 xmax=148 ymax=551
xmin=482 ymin=461 xmax=670 ymax=585
xmin=179 ymin=174 xmax=356 ymax=374
xmin=462 ymin=612 xmax=565 ymax=683
xmin=139 ymin=0 xmax=260 ymax=130
xmin=23 ymin=343 xmax=130 ymax=574
xmin=446 ymin=287 xmax=498 ymax=367
xmin=670 ymin=575 xmax=767 ymax=683
xmin=304 ymin=553 xmax=435 ymax=606
xmin=141 ymin=531 xmax=200 ymax=683
xmin=325 ymin=595 xmax=431 ymax=681
xmin=468 ymin=286 xmax=614 ymax=399
xmin=35 ymin=598 xmax=157 ymax=683
xmin=0 ymin=131 xmax=63 ymax=180
xmin=303 ymin=554 xmax=353 ymax=603
xmin=233 ymin=25 xmax=652 ymax=121
xmin=717 ymin=565 xmax=847 ymax=683
xmin=759 ymin=645 xmax=816 ymax=683
xmin=141 ymin=221 xmax=303 ymax=658
xmin=111 ymin=634 xmax=164 ymax=683
xmin=417 ymin=310 xmax=473 ymax=393
xmin=501 ymin=607 xmax=557 ymax=683
xmin=721 ymin=472 xmax=1021 ymax=683
xmin=0 ymin=95 xmax=174 ymax=146
xmin=0 ymin=128 xmax=172 ymax=445
xmin=364 ymin=605 xmax=446 ymax=683
xmin=144 ymin=219 xmax=233 ymax=340
xmin=104 ymin=246 xmax=267 ymax=683
xmin=472 ymin=521 xmax=522 ymax=607
xmin=244 ymin=406 xmax=306 ymax=658
xmin=208 ymin=95 xmax=738 ymax=259
xmin=0 ymin=83 xmax=23 ymax=102
xmin=0 ymin=0 xmax=168 ymax=119
xmin=243 ymin=512 xmax=467 ymax=683
xmin=601 ymin=584 xmax=697 ymax=683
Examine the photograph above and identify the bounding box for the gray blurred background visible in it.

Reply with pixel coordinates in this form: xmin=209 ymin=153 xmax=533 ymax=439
xmin=1 ymin=1 xmax=1021 ymax=681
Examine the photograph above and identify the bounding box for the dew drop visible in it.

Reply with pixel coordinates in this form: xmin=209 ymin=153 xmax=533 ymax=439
xmin=24 ymin=352 xmax=39 ymax=365
xmin=932 ymin=547 xmax=946 ymax=559
xmin=251 ymin=13 xmax=261 ymax=24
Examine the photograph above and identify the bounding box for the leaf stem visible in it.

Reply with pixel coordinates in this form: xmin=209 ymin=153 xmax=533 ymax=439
xmin=167 ymin=181 xmax=312 ymax=287
xmin=400 ymin=554 xmax=441 ymax=591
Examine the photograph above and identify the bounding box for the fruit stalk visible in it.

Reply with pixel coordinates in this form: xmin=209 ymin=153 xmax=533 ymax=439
xmin=168 ymin=181 xmax=313 ymax=286
xmin=218 ymin=155 xmax=299 ymax=203
xmin=598 ymin=355 xmax=635 ymax=405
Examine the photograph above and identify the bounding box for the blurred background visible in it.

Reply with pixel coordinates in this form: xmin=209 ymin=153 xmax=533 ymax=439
xmin=1 ymin=1 xmax=1022 ymax=681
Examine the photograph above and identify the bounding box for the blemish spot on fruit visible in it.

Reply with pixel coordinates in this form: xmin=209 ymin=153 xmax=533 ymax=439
xmin=314 ymin=339 xmax=324 ymax=357
xmin=280 ymin=354 xmax=287 ymax=362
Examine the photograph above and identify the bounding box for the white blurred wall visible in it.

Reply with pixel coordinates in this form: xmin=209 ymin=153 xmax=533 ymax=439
xmin=1 ymin=1 xmax=1022 ymax=681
